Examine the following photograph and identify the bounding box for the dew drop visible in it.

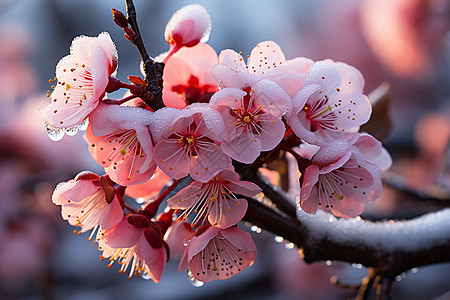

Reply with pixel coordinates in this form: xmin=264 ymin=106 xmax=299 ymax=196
xmin=141 ymin=273 xmax=152 ymax=280
xmin=274 ymin=236 xmax=283 ymax=243
xmin=65 ymin=126 xmax=78 ymax=136
xmin=46 ymin=123 xmax=64 ymax=141
xmin=411 ymin=268 xmax=419 ymax=274
xmin=284 ymin=242 xmax=294 ymax=250
xmin=135 ymin=197 xmax=145 ymax=204
xmin=187 ymin=270 xmax=204 ymax=287
xmin=183 ymin=238 xmax=190 ymax=247
xmin=250 ymin=225 xmax=258 ymax=232
xmin=325 ymin=260 xmax=332 ymax=266
xmin=78 ymin=117 xmax=89 ymax=131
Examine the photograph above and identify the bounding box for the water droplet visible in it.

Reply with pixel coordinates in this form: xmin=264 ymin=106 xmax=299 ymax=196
xmin=135 ymin=197 xmax=145 ymax=204
xmin=78 ymin=117 xmax=89 ymax=130
xmin=274 ymin=236 xmax=283 ymax=243
xmin=325 ymin=260 xmax=332 ymax=266
xmin=255 ymin=227 xmax=262 ymax=234
xmin=65 ymin=126 xmax=78 ymax=136
xmin=183 ymin=238 xmax=190 ymax=246
xmin=46 ymin=123 xmax=64 ymax=141
xmin=141 ymin=273 xmax=152 ymax=280
xmin=328 ymin=217 xmax=334 ymax=222
xmin=411 ymin=268 xmax=419 ymax=274
xmin=250 ymin=225 xmax=258 ymax=232
xmin=395 ymin=275 xmax=402 ymax=281
xmin=187 ymin=270 xmax=204 ymax=287
xmin=356 ymin=264 xmax=363 ymax=269
xmin=284 ymin=242 xmax=294 ymax=250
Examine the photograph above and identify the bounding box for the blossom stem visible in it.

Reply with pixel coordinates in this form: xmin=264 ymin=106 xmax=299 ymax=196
xmin=154 ymin=180 xmax=179 ymax=207
xmin=123 ymin=203 xmax=138 ymax=214
xmin=102 ymin=94 xmax=138 ymax=105
xmin=279 ymin=142 xmax=311 ymax=173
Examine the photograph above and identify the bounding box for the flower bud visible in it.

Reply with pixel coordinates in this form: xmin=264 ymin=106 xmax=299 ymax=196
xmin=164 ymin=4 xmax=211 ymax=48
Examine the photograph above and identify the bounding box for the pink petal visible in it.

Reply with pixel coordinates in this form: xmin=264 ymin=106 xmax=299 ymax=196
xmin=187 ymin=226 xmax=220 ymax=261
xmin=257 ymin=115 xmax=285 ymax=152
xmin=221 ymin=130 xmax=262 ymax=164
xmin=167 ymin=181 xmax=204 ymax=209
xmin=208 ymin=197 xmax=248 ymax=228
xmin=218 ymin=49 xmax=247 ymax=73
xmin=164 ymin=221 xmax=194 ymax=260
xmin=154 ymin=139 xmax=190 ymax=180
xmin=221 ymin=226 xmax=257 ymax=252
xmin=300 ymin=165 xmax=320 ymax=201
xmin=225 ymin=180 xmax=261 ymax=197
xmin=252 ymin=79 xmax=288 ymax=118
xmin=135 ymin=234 xmax=167 ymax=283
xmin=190 ymin=145 xmax=232 ymax=182
xmin=248 ymin=41 xmax=286 ymax=76
xmin=125 ymin=169 xmax=171 ymax=199
xmin=102 ymin=215 xmax=144 ymax=248
xmin=208 ymin=87 xmax=247 ymax=110
xmin=333 ymin=61 xmax=365 ymax=94
xmin=100 ymin=196 xmax=124 ymax=230
xmin=306 ymin=61 xmax=340 ymax=95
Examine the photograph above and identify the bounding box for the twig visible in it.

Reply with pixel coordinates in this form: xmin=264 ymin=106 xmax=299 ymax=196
xmin=124 ymin=0 xmax=165 ymax=110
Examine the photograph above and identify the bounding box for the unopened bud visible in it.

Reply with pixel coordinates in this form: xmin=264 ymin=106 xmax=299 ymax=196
xmin=112 ymin=8 xmax=128 ymax=29
xmin=164 ymin=4 xmax=211 ymax=48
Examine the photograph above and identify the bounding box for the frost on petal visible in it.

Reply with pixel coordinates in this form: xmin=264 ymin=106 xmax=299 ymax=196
xmin=256 ymin=114 xmax=285 ymax=152
xmin=306 ymin=61 xmax=341 ymax=95
xmin=218 ymin=49 xmax=247 ymax=73
xmin=248 ymin=41 xmax=286 ymax=76
xmin=41 ymin=33 xmax=117 ymax=132
xmin=149 ymin=107 xmax=181 ymax=143
xmin=252 ymin=79 xmax=288 ymax=118
xmin=165 ymin=4 xmax=211 ymax=47
xmin=86 ymin=105 xmax=156 ymax=185
xmin=353 ymin=133 xmax=392 ymax=171
xmin=187 ymin=227 xmax=257 ymax=282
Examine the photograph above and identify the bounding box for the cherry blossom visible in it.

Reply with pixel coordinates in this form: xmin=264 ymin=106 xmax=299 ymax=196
xmin=153 ymin=104 xmax=232 ymax=182
xmin=300 ymin=134 xmax=391 ymax=217
xmin=52 ymin=171 xmax=124 ymax=233
xmin=99 ymin=214 xmax=168 ymax=282
xmin=179 ymin=225 xmax=257 ymax=282
xmin=41 ymin=32 xmax=118 ymax=138
xmin=287 ymin=60 xmax=372 ymax=146
xmin=210 ymin=43 xmax=291 ymax=163
xmin=85 ymin=103 xmax=156 ymax=186
xmin=167 ymin=169 xmax=261 ymax=228
xmin=162 ymin=43 xmax=218 ymax=108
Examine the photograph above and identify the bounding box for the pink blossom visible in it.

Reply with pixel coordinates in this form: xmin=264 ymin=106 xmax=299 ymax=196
xmin=179 ymin=225 xmax=257 ymax=282
xmin=210 ymin=43 xmax=291 ymax=163
xmin=287 ymin=60 xmax=372 ymax=146
xmin=125 ymin=168 xmax=171 ymax=200
xmin=167 ymin=169 xmax=261 ymax=228
xmin=41 ymin=32 xmax=118 ymax=134
xmin=52 ymin=171 xmax=124 ymax=233
xmin=85 ymin=103 xmax=156 ymax=186
xmin=163 ymin=43 xmax=218 ymax=108
xmin=99 ymin=214 xmax=168 ymax=282
xmin=153 ymin=105 xmax=232 ymax=182
xmin=164 ymin=4 xmax=211 ymax=59
xmin=300 ymin=134 xmax=391 ymax=217
xmin=209 ymin=84 xmax=288 ymax=163
xmin=164 ymin=221 xmax=195 ymax=260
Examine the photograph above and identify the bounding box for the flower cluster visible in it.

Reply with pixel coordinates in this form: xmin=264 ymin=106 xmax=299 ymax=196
xmin=44 ymin=3 xmax=391 ymax=284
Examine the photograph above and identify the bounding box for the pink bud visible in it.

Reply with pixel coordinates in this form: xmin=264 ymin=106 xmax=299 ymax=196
xmin=164 ymin=4 xmax=211 ymax=48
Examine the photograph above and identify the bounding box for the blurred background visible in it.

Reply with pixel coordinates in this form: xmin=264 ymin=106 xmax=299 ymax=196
xmin=0 ymin=0 xmax=449 ymax=299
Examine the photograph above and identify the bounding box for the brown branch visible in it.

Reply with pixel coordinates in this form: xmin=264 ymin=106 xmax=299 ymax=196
xmin=123 ymin=0 xmax=165 ymax=111
xmin=242 ymin=192 xmax=450 ymax=277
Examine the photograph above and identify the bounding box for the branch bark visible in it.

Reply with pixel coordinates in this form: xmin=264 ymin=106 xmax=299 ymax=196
xmin=242 ymin=185 xmax=450 ymax=279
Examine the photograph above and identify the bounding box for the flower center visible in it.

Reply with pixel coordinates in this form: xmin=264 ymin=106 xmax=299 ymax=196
xmin=186 ymin=135 xmax=196 ymax=145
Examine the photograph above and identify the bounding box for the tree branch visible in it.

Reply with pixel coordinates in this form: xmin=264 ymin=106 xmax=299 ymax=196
xmin=124 ymin=0 xmax=165 ymax=110
xmin=242 ymin=189 xmax=450 ymax=278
